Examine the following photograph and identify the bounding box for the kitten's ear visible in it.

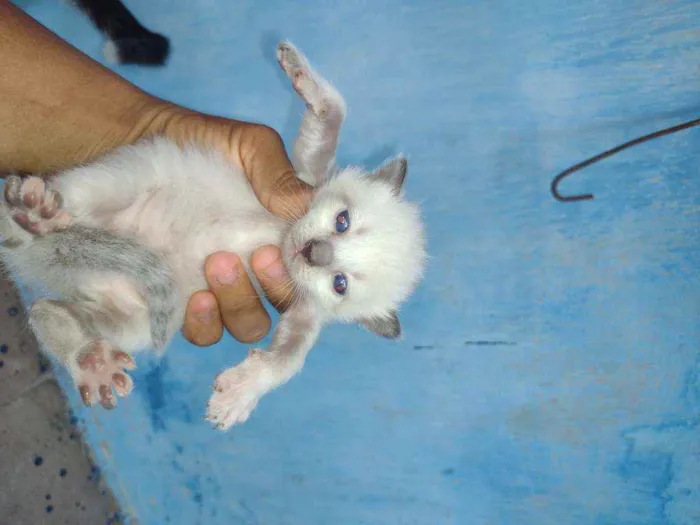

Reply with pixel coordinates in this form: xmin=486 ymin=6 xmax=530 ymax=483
xmin=360 ymin=312 xmax=401 ymax=339
xmin=373 ymin=156 xmax=407 ymax=196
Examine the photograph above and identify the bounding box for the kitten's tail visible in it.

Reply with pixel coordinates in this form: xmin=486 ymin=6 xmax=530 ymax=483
xmin=36 ymin=226 xmax=178 ymax=348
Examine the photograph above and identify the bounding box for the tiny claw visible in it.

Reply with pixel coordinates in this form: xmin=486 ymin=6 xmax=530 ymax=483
xmin=113 ymin=351 xmax=135 ymax=370
xmin=79 ymin=385 xmax=93 ymax=407
xmin=99 ymin=385 xmax=116 ymax=410
xmin=112 ymin=372 xmax=133 ymax=397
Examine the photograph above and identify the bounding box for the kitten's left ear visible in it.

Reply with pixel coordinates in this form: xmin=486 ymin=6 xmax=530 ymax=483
xmin=373 ymin=156 xmax=407 ymax=196
xmin=360 ymin=312 xmax=401 ymax=339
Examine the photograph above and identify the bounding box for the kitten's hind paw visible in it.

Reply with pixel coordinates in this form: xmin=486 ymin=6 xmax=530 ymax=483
xmin=74 ymin=341 xmax=136 ymax=410
xmin=4 ymin=175 xmax=71 ymax=236
xmin=206 ymin=353 xmax=267 ymax=430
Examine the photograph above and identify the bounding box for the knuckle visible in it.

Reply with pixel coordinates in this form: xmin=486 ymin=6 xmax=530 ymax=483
xmin=221 ymin=293 xmax=261 ymax=318
xmin=248 ymin=123 xmax=283 ymax=146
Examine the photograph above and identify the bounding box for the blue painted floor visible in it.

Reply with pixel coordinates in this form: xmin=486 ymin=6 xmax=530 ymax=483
xmin=14 ymin=1 xmax=700 ymax=524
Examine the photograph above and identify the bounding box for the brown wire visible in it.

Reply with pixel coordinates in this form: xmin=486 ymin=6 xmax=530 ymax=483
xmin=551 ymin=117 xmax=700 ymax=202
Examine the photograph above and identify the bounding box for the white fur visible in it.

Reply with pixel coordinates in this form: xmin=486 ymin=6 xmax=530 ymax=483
xmin=102 ymin=39 xmax=120 ymax=64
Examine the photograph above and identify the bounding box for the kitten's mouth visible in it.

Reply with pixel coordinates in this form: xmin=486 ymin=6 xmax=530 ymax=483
xmin=281 ymin=235 xmax=306 ymax=276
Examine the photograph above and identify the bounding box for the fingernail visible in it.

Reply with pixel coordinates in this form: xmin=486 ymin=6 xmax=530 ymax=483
xmin=195 ymin=310 xmax=215 ymax=325
xmin=263 ymin=260 xmax=286 ymax=280
xmin=215 ymin=266 xmax=240 ymax=286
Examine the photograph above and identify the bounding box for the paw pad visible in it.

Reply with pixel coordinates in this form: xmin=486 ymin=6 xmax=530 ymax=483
xmin=4 ymin=175 xmax=71 ymax=236
xmin=75 ymin=342 xmax=135 ymax=410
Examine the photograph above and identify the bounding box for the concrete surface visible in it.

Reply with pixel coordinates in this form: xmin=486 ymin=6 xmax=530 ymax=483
xmin=0 ymin=270 xmax=123 ymax=524
xmin=9 ymin=0 xmax=700 ymax=524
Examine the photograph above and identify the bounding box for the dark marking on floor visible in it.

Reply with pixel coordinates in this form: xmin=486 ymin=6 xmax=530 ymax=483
xmin=138 ymin=357 xmax=194 ymax=431
xmin=38 ymin=355 xmax=50 ymax=373
xmin=33 ymin=455 xmax=43 ymax=466
xmin=143 ymin=361 xmax=168 ymax=431
xmin=106 ymin=511 xmax=125 ymax=524
xmin=87 ymin=465 xmax=100 ymax=482
xmin=413 ymin=345 xmax=435 ymax=350
xmin=45 ymin=505 xmax=54 ymax=513
xmin=0 ymin=344 xmax=7 ymax=354
xmin=441 ymin=467 xmax=456 ymax=476
xmin=59 ymin=468 xmax=67 ymax=477
xmin=185 ymin=476 xmax=204 ymax=507
xmin=7 ymin=306 xmax=18 ymax=316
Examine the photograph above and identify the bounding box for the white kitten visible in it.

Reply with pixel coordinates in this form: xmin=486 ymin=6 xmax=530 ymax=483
xmin=0 ymin=42 xmax=426 ymax=430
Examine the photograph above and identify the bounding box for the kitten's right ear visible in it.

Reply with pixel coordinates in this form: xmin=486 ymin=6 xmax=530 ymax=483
xmin=360 ymin=312 xmax=401 ymax=339
xmin=373 ymin=156 xmax=407 ymax=196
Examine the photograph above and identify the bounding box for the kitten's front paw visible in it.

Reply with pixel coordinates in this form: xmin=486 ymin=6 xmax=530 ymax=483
xmin=276 ymin=41 xmax=328 ymax=119
xmin=74 ymin=341 xmax=135 ymax=410
xmin=206 ymin=351 xmax=267 ymax=430
xmin=4 ymin=175 xmax=71 ymax=236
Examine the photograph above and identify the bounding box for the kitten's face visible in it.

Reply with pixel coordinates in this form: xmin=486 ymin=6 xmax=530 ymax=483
xmin=282 ymin=158 xmax=426 ymax=338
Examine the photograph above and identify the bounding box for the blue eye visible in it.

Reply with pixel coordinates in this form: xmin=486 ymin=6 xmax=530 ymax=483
xmin=335 ymin=210 xmax=350 ymax=233
xmin=333 ymin=273 xmax=347 ymax=295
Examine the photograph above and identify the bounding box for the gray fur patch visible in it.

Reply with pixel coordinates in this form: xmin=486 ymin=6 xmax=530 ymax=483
xmin=36 ymin=226 xmax=177 ymax=348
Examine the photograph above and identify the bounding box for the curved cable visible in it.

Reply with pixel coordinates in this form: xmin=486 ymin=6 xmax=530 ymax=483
xmin=551 ymin=117 xmax=700 ymax=202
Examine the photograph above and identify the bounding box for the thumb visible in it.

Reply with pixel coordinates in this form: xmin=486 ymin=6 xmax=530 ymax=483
xmin=251 ymin=245 xmax=298 ymax=312
xmin=237 ymin=124 xmax=313 ymax=220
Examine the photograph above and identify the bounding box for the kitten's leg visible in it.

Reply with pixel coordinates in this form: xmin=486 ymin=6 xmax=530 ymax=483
xmin=206 ymin=301 xmax=322 ymax=430
xmin=3 ymin=174 xmax=180 ymax=348
xmin=277 ymin=41 xmax=346 ymax=186
xmin=29 ymin=299 xmax=136 ymax=409
xmin=50 ymin=168 xmax=145 ymax=222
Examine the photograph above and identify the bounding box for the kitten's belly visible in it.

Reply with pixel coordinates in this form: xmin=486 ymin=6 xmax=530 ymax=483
xmin=76 ymin=184 xmax=286 ymax=298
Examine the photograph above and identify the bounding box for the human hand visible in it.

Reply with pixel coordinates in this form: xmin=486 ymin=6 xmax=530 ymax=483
xmin=147 ymin=107 xmax=313 ymax=346
xmin=0 ymin=2 xmax=308 ymax=345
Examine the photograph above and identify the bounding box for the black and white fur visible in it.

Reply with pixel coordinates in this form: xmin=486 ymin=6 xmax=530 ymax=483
xmin=0 ymin=42 xmax=426 ymax=430
xmin=72 ymin=0 xmax=170 ymax=66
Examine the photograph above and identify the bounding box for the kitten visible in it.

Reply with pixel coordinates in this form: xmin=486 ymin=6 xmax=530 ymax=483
xmin=0 ymin=42 xmax=426 ymax=430
xmin=71 ymin=0 xmax=170 ymax=66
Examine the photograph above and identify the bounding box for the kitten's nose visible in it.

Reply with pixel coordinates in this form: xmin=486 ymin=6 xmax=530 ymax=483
xmin=301 ymin=239 xmax=334 ymax=267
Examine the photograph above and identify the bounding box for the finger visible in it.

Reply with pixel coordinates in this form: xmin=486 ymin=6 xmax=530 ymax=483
xmin=251 ymin=245 xmax=296 ymax=313
xmin=237 ymin=124 xmax=314 ymax=219
xmin=183 ymin=290 xmax=223 ymax=346
xmin=205 ymin=252 xmax=271 ymax=343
